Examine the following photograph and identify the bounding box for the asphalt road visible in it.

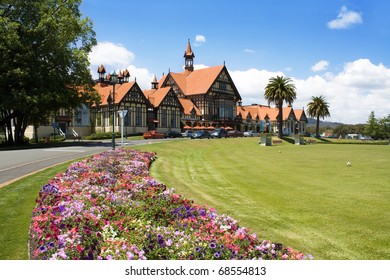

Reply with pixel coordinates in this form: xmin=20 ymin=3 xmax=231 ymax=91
xmin=0 ymin=138 xmax=183 ymax=187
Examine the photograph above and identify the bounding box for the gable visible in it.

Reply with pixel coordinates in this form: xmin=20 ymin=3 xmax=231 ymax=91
xmin=161 ymin=73 xmax=185 ymax=97
xmin=210 ymin=67 xmax=242 ymax=101
xmin=120 ymin=83 xmax=149 ymax=104
xmin=145 ymin=87 xmax=183 ymax=111
xmin=93 ymin=81 xmax=148 ymax=107
xmin=160 ymin=89 xmax=182 ymax=109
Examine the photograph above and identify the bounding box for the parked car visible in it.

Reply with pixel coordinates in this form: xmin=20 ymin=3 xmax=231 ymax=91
xmin=227 ymin=130 xmax=244 ymax=138
xmin=181 ymin=130 xmax=194 ymax=138
xmin=210 ymin=128 xmax=228 ymax=138
xmin=164 ymin=131 xmax=183 ymax=138
xmin=143 ymin=130 xmax=164 ymax=139
xmin=243 ymin=130 xmax=260 ymax=137
xmin=191 ymin=130 xmax=211 ymax=139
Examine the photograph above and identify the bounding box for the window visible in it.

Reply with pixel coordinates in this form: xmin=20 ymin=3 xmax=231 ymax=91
xmin=171 ymin=110 xmax=177 ymax=128
xmin=161 ymin=109 xmax=167 ymax=127
xmin=136 ymin=107 xmax=143 ymax=127
xmin=219 ymin=82 xmax=227 ymax=90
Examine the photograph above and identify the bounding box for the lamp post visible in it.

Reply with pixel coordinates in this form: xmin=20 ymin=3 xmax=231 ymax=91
xmin=106 ymin=71 xmax=119 ymax=150
xmin=99 ymin=65 xmax=129 ymax=150
xmin=111 ymin=71 xmax=118 ymax=149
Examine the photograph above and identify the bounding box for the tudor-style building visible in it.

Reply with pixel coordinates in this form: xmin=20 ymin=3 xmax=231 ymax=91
xmin=91 ymin=66 xmax=185 ymax=134
xmin=157 ymin=40 xmax=242 ymax=128
xmin=91 ymin=40 xmax=243 ymax=135
xmin=91 ymin=41 xmax=307 ymax=136
xmin=237 ymin=104 xmax=308 ymax=135
xmin=143 ymin=77 xmax=183 ymax=131
xmin=91 ymin=79 xmax=150 ymax=135
xmin=22 ymin=40 xmax=307 ymax=140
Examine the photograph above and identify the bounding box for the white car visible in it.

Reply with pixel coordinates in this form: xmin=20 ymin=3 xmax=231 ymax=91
xmin=181 ymin=130 xmax=194 ymax=137
xmin=243 ymin=130 xmax=260 ymax=137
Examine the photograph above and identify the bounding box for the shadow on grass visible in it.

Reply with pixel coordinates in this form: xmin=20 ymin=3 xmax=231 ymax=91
xmin=0 ymin=141 xmax=110 ymax=151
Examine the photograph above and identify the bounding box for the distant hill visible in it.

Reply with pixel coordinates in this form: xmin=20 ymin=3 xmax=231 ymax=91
xmin=307 ymin=118 xmax=344 ymax=128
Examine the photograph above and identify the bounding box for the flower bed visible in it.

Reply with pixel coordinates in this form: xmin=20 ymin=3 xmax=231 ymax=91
xmin=30 ymin=149 xmax=309 ymax=260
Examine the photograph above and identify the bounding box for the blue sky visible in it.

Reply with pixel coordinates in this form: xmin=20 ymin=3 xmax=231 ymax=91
xmin=82 ymin=0 xmax=390 ymax=124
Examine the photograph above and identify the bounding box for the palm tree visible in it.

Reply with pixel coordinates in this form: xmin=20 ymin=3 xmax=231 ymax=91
xmin=264 ymin=76 xmax=297 ymax=138
xmin=307 ymin=95 xmax=330 ymax=138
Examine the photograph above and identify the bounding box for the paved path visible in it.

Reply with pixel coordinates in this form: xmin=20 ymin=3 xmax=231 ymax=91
xmin=0 ymin=138 xmax=185 ymax=187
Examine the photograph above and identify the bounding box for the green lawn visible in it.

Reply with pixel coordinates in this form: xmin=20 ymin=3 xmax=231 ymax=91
xmin=1 ymin=138 xmax=389 ymax=260
xmin=0 ymin=162 xmax=75 ymax=259
xmin=136 ymin=138 xmax=390 ymax=260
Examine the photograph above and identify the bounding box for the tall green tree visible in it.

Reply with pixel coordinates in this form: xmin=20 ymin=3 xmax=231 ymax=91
xmin=0 ymin=0 xmax=98 ymax=145
xmin=364 ymin=111 xmax=379 ymax=139
xmin=264 ymin=76 xmax=297 ymax=138
xmin=306 ymin=95 xmax=331 ymax=138
xmin=364 ymin=111 xmax=390 ymax=139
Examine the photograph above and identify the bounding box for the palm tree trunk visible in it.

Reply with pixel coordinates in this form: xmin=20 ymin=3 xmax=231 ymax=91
xmin=278 ymin=100 xmax=283 ymax=138
xmin=316 ymin=115 xmax=320 ymax=138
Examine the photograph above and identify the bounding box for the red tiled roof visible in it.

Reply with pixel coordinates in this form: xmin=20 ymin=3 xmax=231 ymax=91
xmin=185 ymin=66 xmax=224 ymax=95
xmin=93 ymin=82 xmax=136 ymax=106
xmin=237 ymin=104 xmax=301 ymax=122
xmin=294 ymin=109 xmax=306 ymax=121
xmin=158 ymin=65 xmax=225 ymax=96
xmin=143 ymin=87 xmax=172 ymax=108
xmin=178 ymin=97 xmax=201 ymax=115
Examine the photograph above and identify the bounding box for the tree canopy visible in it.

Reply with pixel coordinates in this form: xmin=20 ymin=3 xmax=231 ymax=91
xmin=307 ymin=95 xmax=330 ymax=138
xmin=264 ymin=75 xmax=297 ymax=138
xmin=0 ymin=0 xmax=98 ymax=145
xmin=364 ymin=111 xmax=390 ymax=139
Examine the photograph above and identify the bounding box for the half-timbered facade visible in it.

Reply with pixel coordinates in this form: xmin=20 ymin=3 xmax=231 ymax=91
xmin=157 ymin=40 xmax=242 ymax=128
xmin=91 ymin=81 xmax=150 ymax=134
xmin=143 ymin=84 xmax=183 ymax=132
xmin=237 ymin=104 xmax=308 ymax=135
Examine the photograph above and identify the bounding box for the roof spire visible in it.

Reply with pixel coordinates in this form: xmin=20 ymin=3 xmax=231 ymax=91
xmin=184 ymin=39 xmax=195 ymax=72
xmin=151 ymin=75 xmax=158 ymax=89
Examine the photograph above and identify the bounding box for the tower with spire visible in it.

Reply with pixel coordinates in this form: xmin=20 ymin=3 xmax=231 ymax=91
xmin=184 ymin=39 xmax=195 ymax=72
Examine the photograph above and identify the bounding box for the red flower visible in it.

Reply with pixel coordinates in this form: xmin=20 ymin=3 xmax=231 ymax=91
xmin=76 ymin=245 xmax=83 ymax=253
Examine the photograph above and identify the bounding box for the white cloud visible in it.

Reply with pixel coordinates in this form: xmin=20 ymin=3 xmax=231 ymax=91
xmin=195 ymin=35 xmax=206 ymax=43
xmin=124 ymin=65 xmax=154 ymax=90
xmin=194 ymin=64 xmax=210 ymax=70
xmin=194 ymin=35 xmax=206 ymax=46
xmin=89 ymin=41 xmax=390 ymax=124
xmin=311 ymin=60 xmax=329 ymax=72
xmin=230 ymin=68 xmax=285 ymax=105
xmin=244 ymin=49 xmax=256 ymax=54
xmin=327 ymin=6 xmax=363 ymax=29
xmin=89 ymin=41 xmax=135 ymax=70
xmin=88 ymin=41 xmax=154 ymax=88
xmin=230 ymin=59 xmax=390 ymax=124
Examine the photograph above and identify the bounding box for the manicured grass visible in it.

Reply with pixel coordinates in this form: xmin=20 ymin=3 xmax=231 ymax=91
xmin=1 ymin=138 xmax=389 ymax=260
xmin=0 ymin=162 xmax=74 ymax=259
xmin=136 ymin=138 xmax=390 ymax=259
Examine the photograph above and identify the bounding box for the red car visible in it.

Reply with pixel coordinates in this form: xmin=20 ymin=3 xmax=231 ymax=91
xmin=143 ymin=130 xmax=164 ymax=139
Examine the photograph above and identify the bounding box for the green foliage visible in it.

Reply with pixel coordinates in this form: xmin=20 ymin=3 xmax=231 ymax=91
xmin=0 ymin=162 xmax=72 ymax=259
xmin=333 ymin=124 xmax=365 ymax=137
xmin=307 ymin=95 xmax=331 ymax=138
xmin=84 ymin=132 xmax=121 ymax=140
xmin=264 ymin=76 xmax=297 ymax=138
xmin=364 ymin=111 xmax=390 ymax=139
xmin=0 ymin=0 xmax=98 ymax=145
